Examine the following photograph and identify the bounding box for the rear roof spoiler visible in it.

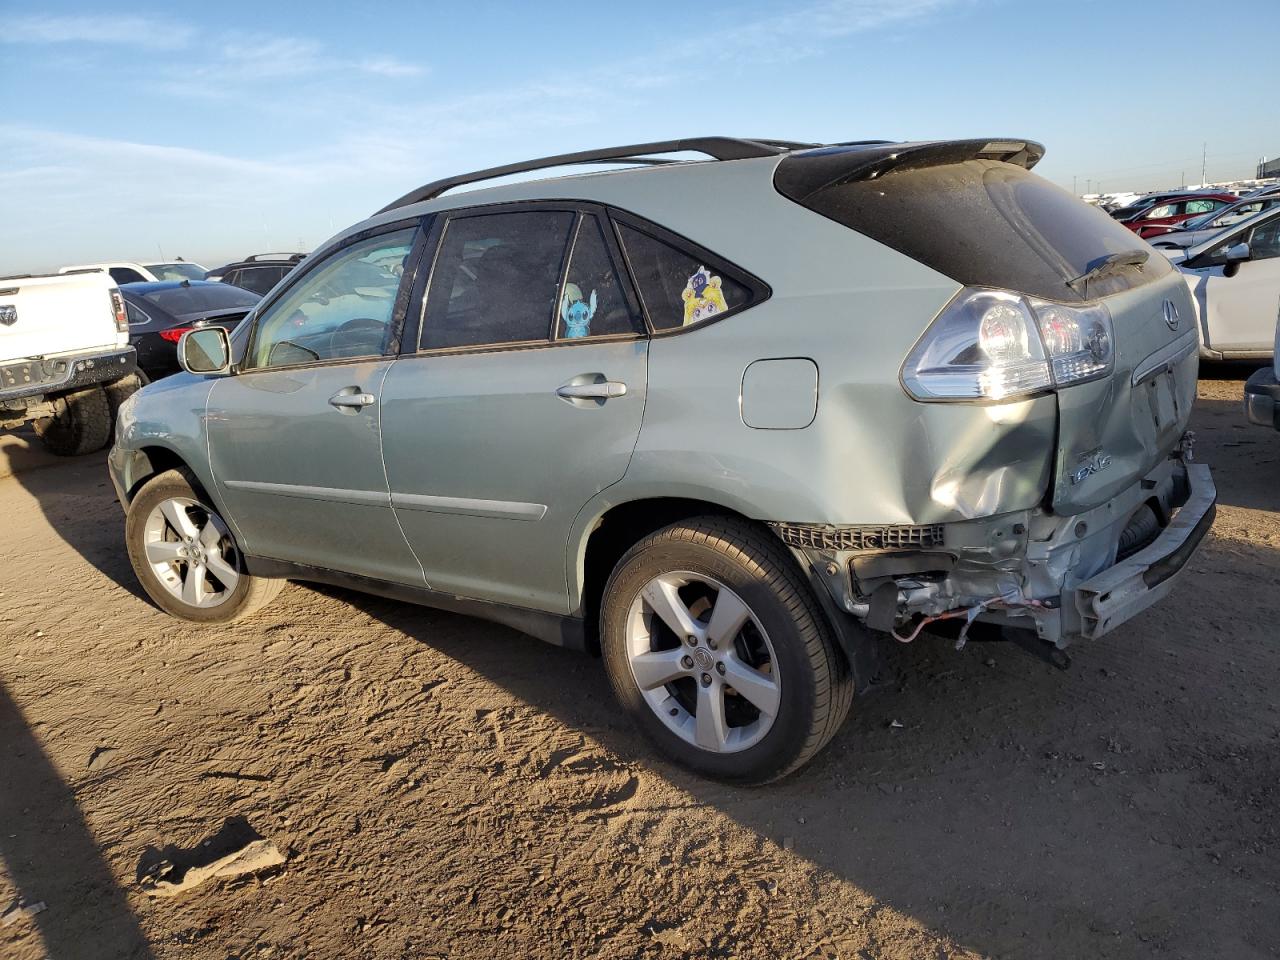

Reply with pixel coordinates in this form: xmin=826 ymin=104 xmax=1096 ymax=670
xmin=774 ymin=138 xmax=1046 ymax=203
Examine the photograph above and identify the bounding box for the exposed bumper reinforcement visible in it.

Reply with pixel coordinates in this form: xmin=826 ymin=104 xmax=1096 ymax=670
xmin=1073 ymin=462 xmax=1216 ymax=639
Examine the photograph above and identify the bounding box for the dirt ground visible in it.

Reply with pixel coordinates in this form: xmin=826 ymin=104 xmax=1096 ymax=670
xmin=1 ymin=370 xmax=1277 ymax=960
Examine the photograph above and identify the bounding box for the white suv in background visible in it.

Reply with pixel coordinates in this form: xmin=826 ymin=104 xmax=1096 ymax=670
xmin=60 ymin=260 xmax=208 ymax=285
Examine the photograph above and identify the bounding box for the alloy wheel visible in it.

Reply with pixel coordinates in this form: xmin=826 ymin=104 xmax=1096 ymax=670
xmin=142 ymin=497 xmax=240 ymax=609
xmin=624 ymin=572 xmax=780 ymax=754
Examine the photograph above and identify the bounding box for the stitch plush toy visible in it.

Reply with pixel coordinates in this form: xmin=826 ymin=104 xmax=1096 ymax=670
xmin=681 ymin=266 xmax=728 ymax=326
xmin=560 ymin=283 xmax=597 ymax=338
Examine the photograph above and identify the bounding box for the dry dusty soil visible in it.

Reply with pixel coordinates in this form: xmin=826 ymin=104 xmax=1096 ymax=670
xmin=1 ymin=371 xmax=1277 ymax=960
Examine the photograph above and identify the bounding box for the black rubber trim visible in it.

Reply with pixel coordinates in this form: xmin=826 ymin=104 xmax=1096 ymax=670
xmin=242 ymin=555 xmax=587 ymax=651
xmin=1142 ymin=500 xmax=1216 ymax=589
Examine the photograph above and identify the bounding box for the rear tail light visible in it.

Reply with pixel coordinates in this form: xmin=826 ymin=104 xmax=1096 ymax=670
xmin=109 ymin=289 xmax=128 ymax=333
xmin=901 ymin=287 xmax=1114 ymax=402
xmin=159 ymin=326 xmax=194 ymax=343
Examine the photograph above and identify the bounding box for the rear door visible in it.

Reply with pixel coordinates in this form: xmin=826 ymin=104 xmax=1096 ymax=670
xmin=205 ymin=223 xmax=427 ymax=583
xmin=380 ymin=205 xmax=648 ymax=613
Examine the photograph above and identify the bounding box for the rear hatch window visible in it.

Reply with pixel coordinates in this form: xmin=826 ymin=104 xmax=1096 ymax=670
xmin=784 ymin=158 xmax=1171 ymax=302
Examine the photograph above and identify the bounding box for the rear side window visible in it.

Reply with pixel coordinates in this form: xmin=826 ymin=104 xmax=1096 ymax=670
xmin=421 ymin=211 xmax=574 ymax=350
xmin=125 ymin=301 xmax=151 ymax=325
xmin=234 ymin=266 xmax=286 ymax=296
xmin=557 ymin=216 xmax=641 ymax=340
xmin=790 ymin=159 xmax=1172 ymax=301
xmin=616 ymin=224 xmax=751 ymax=331
xmin=110 ymin=267 xmax=147 ymax=284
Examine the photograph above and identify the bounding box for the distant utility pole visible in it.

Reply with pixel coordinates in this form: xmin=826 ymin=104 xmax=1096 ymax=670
xmin=1072 ymin=175 xmax=1077 ymax=195
xmin=1086 ymin=179 xmax=1091 ymax=194
xmin=1180 ymin=170 xmax=1185 ymax=187
xmin=1201 ymin=142 xmax=1207 ymax=185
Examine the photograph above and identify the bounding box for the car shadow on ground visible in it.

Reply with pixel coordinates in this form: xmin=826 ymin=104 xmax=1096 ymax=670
xmin=0 ymin=682 xmax=155 ymax=960
xmin=307 ymin=509 xmax=1280 ymax=960
xmin=2 ymin=447 xmax=148 ymax=602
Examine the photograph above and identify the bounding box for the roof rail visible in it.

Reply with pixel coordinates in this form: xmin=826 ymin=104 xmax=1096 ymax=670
xmin=375 ymin=137 xmax=793 ymax=214
xmin=244 ymin=252 xmax=306 ymax=263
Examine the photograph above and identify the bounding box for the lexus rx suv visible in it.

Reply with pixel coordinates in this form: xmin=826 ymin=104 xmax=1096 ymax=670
xmin=110 ymin=137 xmax=1216 ymax=783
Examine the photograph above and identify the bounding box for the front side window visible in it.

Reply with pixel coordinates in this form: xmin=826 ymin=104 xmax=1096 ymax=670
xmin=1248 ymin=218 xmax=1280 ymax=260
xmin=420 ymin=211 xmax=574 ymax=351
xmin=247 ymin=228 xmax=415 ymax=369
xmin=1145 ymin=204 xmax=1176 ymax=219
xmin=556 ymin=216 xmax=641 ymax=340
xmin=616 ymin=223 xmax=750 ymax=331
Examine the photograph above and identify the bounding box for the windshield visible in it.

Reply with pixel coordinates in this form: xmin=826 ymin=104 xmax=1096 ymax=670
xmin=141 ymin=283 xmax=260 ymax=315
xmin=144 ymin=262 xmax=206 ymax=281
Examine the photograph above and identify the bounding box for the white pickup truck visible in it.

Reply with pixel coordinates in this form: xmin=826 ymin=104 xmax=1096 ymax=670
xmin=0 ymin=271 xmax=142 ymax=456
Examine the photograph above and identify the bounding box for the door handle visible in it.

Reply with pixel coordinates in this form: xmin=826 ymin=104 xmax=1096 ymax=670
xmin=556 ymin=381 xmax=628 ymax=400
xmin=329 ymin=391 xmax=376 ymax=409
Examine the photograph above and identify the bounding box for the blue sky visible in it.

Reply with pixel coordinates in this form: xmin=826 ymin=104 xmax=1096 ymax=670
xmin=2 ymin=0 xmax=1277 ymax=273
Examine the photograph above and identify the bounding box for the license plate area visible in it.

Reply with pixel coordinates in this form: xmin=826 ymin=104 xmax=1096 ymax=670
xmin=1147 ymin=370 xmax=1182 ymax=443
xmin=0 ymin=358 xmax=68 ymax=390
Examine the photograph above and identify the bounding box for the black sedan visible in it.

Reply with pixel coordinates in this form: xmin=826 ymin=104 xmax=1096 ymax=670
xmin=121 ymin=281 xmax=260 ymax=379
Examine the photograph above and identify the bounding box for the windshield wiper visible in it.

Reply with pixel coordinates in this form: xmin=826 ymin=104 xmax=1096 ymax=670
xmin=1067 ymin=249 xmax=1149 ymax=297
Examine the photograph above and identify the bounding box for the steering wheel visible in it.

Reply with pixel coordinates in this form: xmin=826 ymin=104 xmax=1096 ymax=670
xmin=329 ymin=317 xmax=386 ymax=358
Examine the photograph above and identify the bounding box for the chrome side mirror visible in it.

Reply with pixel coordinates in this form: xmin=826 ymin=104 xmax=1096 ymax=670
xmin=178 ymin=326 xmax=232 ymax=375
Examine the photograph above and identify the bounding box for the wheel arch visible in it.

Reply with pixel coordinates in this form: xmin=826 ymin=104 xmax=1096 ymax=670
xmin=571 ymin=494 xmax=876 ymax=686
xmin=573 ymin=496 xmax=744 ymax=644
xmin=121 ymin=444 xmax=193 ymax=505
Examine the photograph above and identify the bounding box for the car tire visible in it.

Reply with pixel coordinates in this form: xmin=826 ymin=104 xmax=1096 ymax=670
xmin=34 ymin=385 xmax=112 ymax=456
xmin=105 ymin=372 xmax=148 ymax=420
xmin=599 ymin=516 xmax=852 ymax=784
xmin=125 ymin=468 xmax=284 ymax=623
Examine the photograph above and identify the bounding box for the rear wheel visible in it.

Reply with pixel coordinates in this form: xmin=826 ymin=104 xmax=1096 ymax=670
xmin=105 ymin=372 xmax=147 ymax=420
xmin=34 ymin=385 xmax=111 ymax=456
xmin=600 ymin=517 xmax=852 ymax=783
xmin=125 ymin=468 xmax=283 ymax=623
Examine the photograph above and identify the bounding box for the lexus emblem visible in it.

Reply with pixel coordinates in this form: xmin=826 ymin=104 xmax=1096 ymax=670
xmin=1162 ymin=299 xmax=1180 ymax=331
xmin=0 ymin=305 xmax=16 ymax=327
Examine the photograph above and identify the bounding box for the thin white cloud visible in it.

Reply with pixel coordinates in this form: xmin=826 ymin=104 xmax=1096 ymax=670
xmin=0 ymin=14 xmax=194 ymax=49
xmin=0 ymin=0 xmax=964 ymax=270
xmin=358 ymin=56 xmax=427 ymax=78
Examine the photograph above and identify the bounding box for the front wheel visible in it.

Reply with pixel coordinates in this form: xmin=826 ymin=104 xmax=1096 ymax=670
xmin=599 ymin=517 xmax=853 ymax=784
xmin=125 ymin=468 xmax=283 ymax=623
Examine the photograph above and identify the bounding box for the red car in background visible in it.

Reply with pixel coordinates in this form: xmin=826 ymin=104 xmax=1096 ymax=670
xmin=1126 ymin=193 xmax=1237 ymax=238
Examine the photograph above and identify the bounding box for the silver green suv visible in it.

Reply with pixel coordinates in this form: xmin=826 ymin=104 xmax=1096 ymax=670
xmin=110 ymin=137 xmax=1216 ymax=783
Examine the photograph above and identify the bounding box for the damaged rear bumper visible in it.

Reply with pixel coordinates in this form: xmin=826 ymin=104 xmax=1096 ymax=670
xmin=778 ymin=447 xmax=1216 ymax=649
xmin=1072 ymin=462 xmax=1214 ymax=639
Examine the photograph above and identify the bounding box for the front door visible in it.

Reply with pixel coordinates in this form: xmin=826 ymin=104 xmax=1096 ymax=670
xmin=1188 ymin=215 xmax=1280 ymax=352
xmin=380 ymin=207 xmax=648 ymax=613
xmin=206 ymin=224 xmax=425 ymax=584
